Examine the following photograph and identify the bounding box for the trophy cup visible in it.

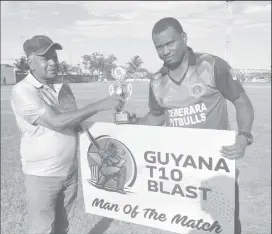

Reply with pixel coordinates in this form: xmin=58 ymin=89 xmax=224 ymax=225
xmin=109 ymin=67 xmax=133 ymax=124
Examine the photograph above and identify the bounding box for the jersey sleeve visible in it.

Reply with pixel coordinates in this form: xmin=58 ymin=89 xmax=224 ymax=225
xmin=11 ymin=84 xmax=46 ymax=124
xmin=148 ymin=83 xmax=165 ymax=116
xmin=214 ymin=58 xmax=245 ymax=102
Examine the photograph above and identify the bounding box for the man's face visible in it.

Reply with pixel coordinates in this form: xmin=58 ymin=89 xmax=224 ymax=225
xmin=29 ymin=48 xmax=59 ymax=81
xmin=152 ymin=27 xmax=187 ymax=66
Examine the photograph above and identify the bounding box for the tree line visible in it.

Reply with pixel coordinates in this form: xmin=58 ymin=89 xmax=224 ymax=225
xmin=14 ymin=54 xmax=270 ymax=83
xmin=13 ymin=53 xmax=154 ymax=82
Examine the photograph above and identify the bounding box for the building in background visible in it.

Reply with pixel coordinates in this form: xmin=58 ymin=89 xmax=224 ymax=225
xmin=69 ymin=65 xmax=82 ymax=75
xmin=1 ymin=64 xmax=16 ymax=85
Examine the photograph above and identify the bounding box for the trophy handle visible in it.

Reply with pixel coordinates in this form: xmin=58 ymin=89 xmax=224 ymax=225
xmin=125 ymin=83 xmax=133 ymax=101
xmin=109 ymin=85 xmax=115 ymax=96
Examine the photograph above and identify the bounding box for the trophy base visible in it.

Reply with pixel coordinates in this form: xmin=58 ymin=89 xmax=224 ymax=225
xmin=114 ymin=111 xmax=130 ymax=124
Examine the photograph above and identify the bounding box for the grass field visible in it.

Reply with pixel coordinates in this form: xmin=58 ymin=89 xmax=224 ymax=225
xmin=1 ymin=82 xmax=271 ymax=234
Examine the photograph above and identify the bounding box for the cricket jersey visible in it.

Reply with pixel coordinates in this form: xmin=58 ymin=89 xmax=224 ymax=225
xmin=149 ymin=47 xmax=245 ymax=130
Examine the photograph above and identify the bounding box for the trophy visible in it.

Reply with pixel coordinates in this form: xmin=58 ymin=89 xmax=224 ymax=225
xmin=109 ymin=67 xmax=133 ymax=124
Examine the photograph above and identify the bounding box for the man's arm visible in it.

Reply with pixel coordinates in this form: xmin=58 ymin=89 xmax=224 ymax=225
xmin=233 ymin=93 xmax=254 ymax=133
xmin=35 ymin=100 xmax=106 ymax=132
xmin=12 ymin=84 xmax=124 ymax=132
xmin=136 ymin=83 xmax=165 ymax=126
xmin=214 ymin=58 xmax=254 ymax=132
xmin=137 ymin=112 xmax=165 ymax=126
xmin=214 ymin=58 xmax=254 ymax=159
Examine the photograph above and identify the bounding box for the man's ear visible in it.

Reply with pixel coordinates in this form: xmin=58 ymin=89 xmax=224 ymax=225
xmin=27 ymin=55 xmax=33 ymax=69
xmin=182 ymin=32 xmax=187 ymax=45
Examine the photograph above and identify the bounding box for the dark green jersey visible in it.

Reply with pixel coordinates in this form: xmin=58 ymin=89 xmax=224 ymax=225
xmin=149 ymin=47 xmax=245 ymax=130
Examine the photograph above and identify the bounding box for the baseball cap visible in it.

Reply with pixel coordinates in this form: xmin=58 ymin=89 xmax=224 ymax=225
xmin=23 ymin=35 xmax=62 ymax=57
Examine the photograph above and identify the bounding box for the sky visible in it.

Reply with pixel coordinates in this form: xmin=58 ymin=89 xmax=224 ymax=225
xmin=1 ymin=1 xmax=271 ymax=72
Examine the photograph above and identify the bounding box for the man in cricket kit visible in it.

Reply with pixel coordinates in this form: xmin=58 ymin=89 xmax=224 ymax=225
xmin=95 ymin=142 xmax=127 ymax=194
xmin=134 ymin=17 xmax=255 ymax=234
xmin=11 ymin=35 xmax=124 ymax=234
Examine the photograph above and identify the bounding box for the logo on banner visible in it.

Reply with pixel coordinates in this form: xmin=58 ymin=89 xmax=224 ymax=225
xmin=87 ymin=136 xmax=137 ymax=195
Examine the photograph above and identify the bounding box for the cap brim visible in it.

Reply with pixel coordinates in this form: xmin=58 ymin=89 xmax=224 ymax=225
xmin=32 ymin=43 xmax=63 ymax=56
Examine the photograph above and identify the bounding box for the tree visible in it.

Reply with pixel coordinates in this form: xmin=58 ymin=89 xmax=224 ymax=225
xmin=104 ymin=54 xmax=117 ymax=81
xmin=13 ymin=56 xmax=30 ymax=74
xmin=127 ymin=55 xmax=143 ymax=80
xmin=82 ymin=55 xmax=95 ymax=76
xmin=58 ymin=60 xmax=71 ymax=82
xmin=106 ymin=54 xmax=117 ymax=64
xmin=81 ymin=53 xmax=117 ymax=81
xmin=137 ymin=67 xmax=148 ymax=79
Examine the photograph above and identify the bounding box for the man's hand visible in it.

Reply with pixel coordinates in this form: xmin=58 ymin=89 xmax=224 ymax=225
xmin=129 ymin=112 xmax=137 ymax=124
xmin=120 ymin=112 xmax=137 ymax=124
xmin=100 ymin=95 xmax=125 ymax=111
xmin=220 ymin=135 xmax=248 ymax=160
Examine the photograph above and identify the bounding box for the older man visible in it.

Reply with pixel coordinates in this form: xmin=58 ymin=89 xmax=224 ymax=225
xmin=11 ymin=35 xmax=124 ymax=234
xmin=133 ymin=17 xmax=255 ymax=234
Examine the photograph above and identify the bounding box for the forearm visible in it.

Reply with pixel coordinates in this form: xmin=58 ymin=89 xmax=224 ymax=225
xmin=137 ymin=113 xmax=165 ymax=126
xmin=234 ymin=94 xmax=254 ymax=132
xmin=236 ymin=106 xmax=254 ymax=132
xmin=40 ymin=100 xmax=104 ymax=131
xmin=137 ymin=114 xmax=150 ymax=125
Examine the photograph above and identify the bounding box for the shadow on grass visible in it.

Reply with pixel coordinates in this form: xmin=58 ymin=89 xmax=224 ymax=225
xmin=87 ymin=217 xmax=114 ymax=234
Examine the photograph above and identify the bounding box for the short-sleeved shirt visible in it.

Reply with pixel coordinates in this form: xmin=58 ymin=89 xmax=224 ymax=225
xmin=149 ymin=47 xmax=245 ymax=130
xmin=11 ymin=73 xmax=78 ymax=177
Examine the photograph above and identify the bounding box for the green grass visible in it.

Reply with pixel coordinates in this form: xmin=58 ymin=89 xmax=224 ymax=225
xmin=1 ymin=82 xmax=271 ymax=234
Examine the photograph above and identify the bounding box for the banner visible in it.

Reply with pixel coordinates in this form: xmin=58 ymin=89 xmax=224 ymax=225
xmin=80 ymin=123 xmax=236 ymax=234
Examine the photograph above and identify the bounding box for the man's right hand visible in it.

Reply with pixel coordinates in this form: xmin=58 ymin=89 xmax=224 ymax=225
xmin=99 ymin=95 xmax=125 ymax=111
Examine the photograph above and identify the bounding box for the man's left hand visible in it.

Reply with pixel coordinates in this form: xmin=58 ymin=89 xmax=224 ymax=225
xmin=220 ymin=135 xmax=248 ymax=160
